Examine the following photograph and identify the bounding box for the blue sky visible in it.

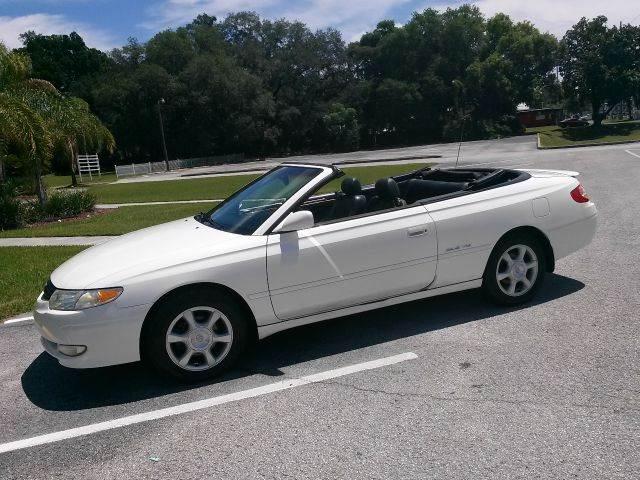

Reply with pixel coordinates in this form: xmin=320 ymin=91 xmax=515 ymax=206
xmin=0 ymin=0 xmax=637 ymax=51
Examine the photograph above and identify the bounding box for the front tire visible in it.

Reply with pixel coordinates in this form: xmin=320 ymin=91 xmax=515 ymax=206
xmin=482 ymin=233 xmax=546 ymax=306
xmin=141 ymin=288 xmax=250 ymax=382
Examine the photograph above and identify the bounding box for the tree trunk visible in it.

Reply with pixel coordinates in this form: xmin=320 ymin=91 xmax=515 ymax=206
xmin=0 ymin=139 xmax=6 ymax=184
xmin=69 ymin=142 xmax=78 ymax=187
xmin=590 ymin=98 xmax=620 ymax=127
xmin=592 ymin=99 xmax=603 ymax=127
xmin=34 ymin=157 xmax=47 ymax=206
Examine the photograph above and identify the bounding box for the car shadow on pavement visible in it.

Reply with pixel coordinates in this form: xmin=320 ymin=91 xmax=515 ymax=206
xmin=21 ymin=273 xmax=583 ymax=411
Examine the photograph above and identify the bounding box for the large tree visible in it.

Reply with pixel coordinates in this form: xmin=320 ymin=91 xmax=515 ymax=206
xmin=560 ymin=17 xmax=640 ymax=126
xmin=90 ymin=13 xmax=352 ymax=159
xmin=17 ymin=31 xmax=111 ymax=95
xmin=349 ymin=6 xmax=557 ymax=144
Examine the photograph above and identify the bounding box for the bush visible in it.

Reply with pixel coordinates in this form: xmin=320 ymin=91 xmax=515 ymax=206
xmin=0 ymin=185 xmax=96 ymax=231
xmin=43 ymin=189 xmax=96 ymax=219
xmin=443 ymin=115 xmax=523 ymax=142
xmin=0 ymin=180 xmax=21 ymax=230
xmin=19 ymin=200 xmax=44 ymax=224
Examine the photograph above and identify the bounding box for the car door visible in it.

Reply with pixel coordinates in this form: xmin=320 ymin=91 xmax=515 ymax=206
xmin=266 ymin=205 xmax=437 ymax=320
xmin=424 ymin=182 xmax=536 ymax=289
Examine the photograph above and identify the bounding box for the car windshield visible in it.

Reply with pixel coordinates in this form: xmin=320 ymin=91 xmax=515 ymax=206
xmin=198 ymin=165 xmax=323 ymax=235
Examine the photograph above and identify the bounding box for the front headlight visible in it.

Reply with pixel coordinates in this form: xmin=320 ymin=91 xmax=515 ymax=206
xmin=49 ymin=288 xmax=123 ymax=311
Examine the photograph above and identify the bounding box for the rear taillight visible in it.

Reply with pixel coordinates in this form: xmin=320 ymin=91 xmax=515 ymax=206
xmin=570 ymin=184 xmax=589 ymax=203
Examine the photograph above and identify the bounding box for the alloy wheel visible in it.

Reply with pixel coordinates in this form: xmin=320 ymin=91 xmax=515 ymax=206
xmin=495 ymin=244 xmax=539 ymax=297
xmin=165 ymin=306 xmax=233 ymax=371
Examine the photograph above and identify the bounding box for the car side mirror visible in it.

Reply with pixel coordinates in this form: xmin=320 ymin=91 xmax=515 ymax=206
xmin=273 ymin=210 xmax=314 ymax=233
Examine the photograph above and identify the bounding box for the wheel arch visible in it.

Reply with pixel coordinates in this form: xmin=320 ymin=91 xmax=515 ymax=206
xmin=494 ymin=226 xmax=555 ymax=272
xmin=139 ymin=282 xmax=258 ymax=357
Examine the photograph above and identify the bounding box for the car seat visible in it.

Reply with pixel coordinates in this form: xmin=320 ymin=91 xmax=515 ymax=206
xmin=330 ymin=177 xmax=367 ymax=219
xmin=367 ymin=178 xmax=406 ymax=212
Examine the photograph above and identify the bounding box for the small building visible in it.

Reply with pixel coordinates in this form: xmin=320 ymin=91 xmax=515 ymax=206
xmin=516 ymin=107 xmax=563 ymax=128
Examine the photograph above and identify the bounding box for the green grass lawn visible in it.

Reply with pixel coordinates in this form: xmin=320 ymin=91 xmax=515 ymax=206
xmin=525 ymin=125 xmax=560 ymax=134
xmin=89 ymin=162 xmax=432 ymax=204
xmin=537 ymin=120 xmax=640 ymax=148
xmin=0 ymin=246 xmax=86 ymax=320
xmin=89 ymin=174 xmax=257 ymax=203
xmin=44 ymin=172 xmax=118 ymax=188
xmin=0 ymin=203 xmax=218 ymax=238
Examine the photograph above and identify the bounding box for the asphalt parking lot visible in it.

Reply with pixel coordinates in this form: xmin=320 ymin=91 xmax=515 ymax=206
xmin=1 ymin=137 xmax=639 ymax=479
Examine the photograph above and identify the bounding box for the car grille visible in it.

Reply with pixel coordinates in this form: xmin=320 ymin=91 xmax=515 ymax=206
xmin=42 ymin=279 xmax=57 ymax=301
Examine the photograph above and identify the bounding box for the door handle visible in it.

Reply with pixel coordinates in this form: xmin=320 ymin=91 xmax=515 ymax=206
xmin=407 ymin=226 xmax=428 ymax=237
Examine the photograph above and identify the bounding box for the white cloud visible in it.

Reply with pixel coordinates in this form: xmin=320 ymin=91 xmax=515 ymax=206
xmin=143 ymin=0 xmax=412 ymax=41
xmin=142 ymin=0 xmax=278 ymax=30
xmin=279 ymin=0 xmax=413 ymax=40
xmin=437 ymin=1 xmax=640 ymax=37
xmin=0 ymin=13 xmax=117 ymax=50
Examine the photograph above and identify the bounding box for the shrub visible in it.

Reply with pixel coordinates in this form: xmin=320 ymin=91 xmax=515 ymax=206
xmin=43 ymin=189 xmax=96 ymax=219
xmin=443 ymin=115 xmax=523 ymax=142
xmin=19 ymin=200 xmax=44 ymax=225
xmin=0 ymin=180 xmax=21 ymax=230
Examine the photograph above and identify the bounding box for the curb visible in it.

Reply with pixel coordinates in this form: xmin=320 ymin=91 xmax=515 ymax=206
xmin=537 ymin=133 xmax=640 ymax=150
xmin=97 ymin=199 xmax=222 ymax=209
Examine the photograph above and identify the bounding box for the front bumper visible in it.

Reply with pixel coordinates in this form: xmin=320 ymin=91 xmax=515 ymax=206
xmin=33 ymin=295 xmax=150 ymax=369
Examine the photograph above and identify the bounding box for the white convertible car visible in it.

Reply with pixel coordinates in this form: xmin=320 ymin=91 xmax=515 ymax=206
xmin=34 ymin=163 xmax=597 ymax=381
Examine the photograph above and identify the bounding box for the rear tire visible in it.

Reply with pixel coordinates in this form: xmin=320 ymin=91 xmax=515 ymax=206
xmin=141 ymin=288 xmax=250 ymax=382
xmin=482 ymin=233 xmax=546 ymax=306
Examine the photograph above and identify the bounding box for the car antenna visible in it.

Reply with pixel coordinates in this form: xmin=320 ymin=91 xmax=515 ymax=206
xmin=455 ymin=115 xmax=466 ymax=169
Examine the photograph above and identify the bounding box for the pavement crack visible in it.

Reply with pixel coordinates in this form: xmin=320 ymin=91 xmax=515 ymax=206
xmin=318 ymin=379 xmax=640 ymax=413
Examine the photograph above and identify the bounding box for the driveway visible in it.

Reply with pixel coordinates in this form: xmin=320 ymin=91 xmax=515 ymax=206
xmin=0 ymin=140 xmax=638 ymax=479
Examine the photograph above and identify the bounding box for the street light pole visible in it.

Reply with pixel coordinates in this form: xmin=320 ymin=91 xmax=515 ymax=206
xmin=157 ymin=98 xmax=170 ymax=172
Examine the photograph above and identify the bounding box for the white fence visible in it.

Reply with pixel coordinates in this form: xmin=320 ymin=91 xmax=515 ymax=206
xmin=114 ymin=153 xmax=245 ymax=178
xmin=77 ymin=154 xmax=100 ymax=180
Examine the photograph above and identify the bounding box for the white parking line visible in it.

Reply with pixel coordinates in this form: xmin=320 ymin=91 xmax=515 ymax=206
xmin=0 ymin=352 xmax=417 ymax=454
xmin=3 ymin=315 xmax=34 ymax=326
xmin=625 ymin=149 xmax=640 ymax=159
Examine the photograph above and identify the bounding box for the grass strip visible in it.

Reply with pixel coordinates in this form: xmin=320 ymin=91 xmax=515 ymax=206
xmin=0 ymin=203 xmax=218 ymax=238
xmin=0 ymin=246 xmax=86 ymax=320
xmin=537 ymin=120 xmax=640 ymax=148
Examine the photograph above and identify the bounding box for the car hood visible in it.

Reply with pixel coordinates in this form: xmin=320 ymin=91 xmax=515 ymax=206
xmin=51 ymin=217 xmax=254 ymax=289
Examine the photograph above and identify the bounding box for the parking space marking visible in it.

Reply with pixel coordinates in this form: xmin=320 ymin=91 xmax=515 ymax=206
xmin=3 ymin=315 xmax=34 ymax=326
xmin=625 ymin=149 xmax=640 ymax=159
xmin=0 ymin=352 xmax=417 ymax=454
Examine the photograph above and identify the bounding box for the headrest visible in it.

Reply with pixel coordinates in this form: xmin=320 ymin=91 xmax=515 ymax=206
xmin=341 ymin=177 xmax=362 ymax=195
xmin=374 ymin=177 xmax=400 ymax=199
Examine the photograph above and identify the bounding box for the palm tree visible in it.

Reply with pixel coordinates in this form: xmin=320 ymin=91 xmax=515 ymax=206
xmin=0 ymin=44 xmax=53 ymax=203
xmin=0 ymin=42 xmax=114 ymax=203
xmin=49 ymin=96 xmax=115 ymax=187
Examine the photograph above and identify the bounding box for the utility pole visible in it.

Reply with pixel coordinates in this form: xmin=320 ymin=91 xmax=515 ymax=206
xmin=157 ymin=98 xmax=170 ymax=172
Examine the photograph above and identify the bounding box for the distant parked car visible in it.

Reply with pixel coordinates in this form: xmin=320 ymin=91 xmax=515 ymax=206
xmin=559 ymin=115 xmax=589 ymax=128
